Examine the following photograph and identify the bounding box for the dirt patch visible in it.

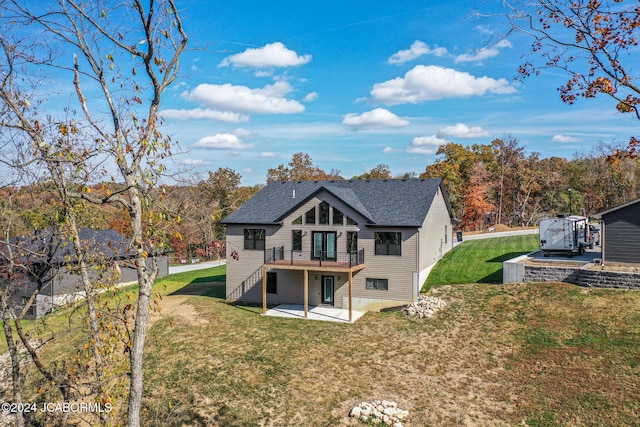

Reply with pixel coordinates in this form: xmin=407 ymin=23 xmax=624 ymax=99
xmin=525 ymin=260 xmax=586 ymax=268
xmin=148 ymin=295 xmax=209 ymax=328
xmin=491 ymin=224 xmax=511 ymax=232
xmin=587 ymin=262 xmax=640 ymax=272
xmin=525 ymin=259 xmax=640 ymax=272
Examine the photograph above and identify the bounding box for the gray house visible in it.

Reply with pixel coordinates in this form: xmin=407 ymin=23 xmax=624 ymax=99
xmin=3 ymin=228 xmax=169 ymax=318
xmin=221 ymin=178 xmax=454 ymax=320
xmin=595 ymin=198 xmax=640 ymax=264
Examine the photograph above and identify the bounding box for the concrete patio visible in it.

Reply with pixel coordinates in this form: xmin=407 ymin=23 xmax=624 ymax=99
xmin=264 ymin=304 xmax=365 ymax=323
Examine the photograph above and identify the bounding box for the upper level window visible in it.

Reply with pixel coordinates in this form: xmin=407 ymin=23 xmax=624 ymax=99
xmin=292 ymin=215 xmax=302 ymax=225
xmin=333 ymin=207 xmax=344 ymax=225
xmin=244 ymin=229 xmax=265 ymax=250
xmin=319 ymin=201 xmax=329 ymax=224
xmin=374 ymin=232 xmax=401 ymax=256
xmin=347 ymin=216 xmax=357 ymax=226
xmin=305 ymin=207 xmax=315 ymax=225
xmin=292 ymin=230 xmax=302 ymax=251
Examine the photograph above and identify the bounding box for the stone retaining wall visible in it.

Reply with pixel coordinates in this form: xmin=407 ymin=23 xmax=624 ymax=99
xmin=523 ymin=265 xmax=580 ymax=284
xmin=575 ymin=268 xmax=640 ymax=289
xmin=521 ymin=264 xmax=640 ymax=289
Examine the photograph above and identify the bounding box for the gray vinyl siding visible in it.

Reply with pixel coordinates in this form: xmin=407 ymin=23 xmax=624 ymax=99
xmin=225 ymin=224 xmax=279 ymax=300
xmin=225 ymin=187 xmax=451 ymax=310
xmin=225 ymin=194 xmax=364 ymax=302
xmin=419 ymin=189 xmax=453 ymax=271
xmin=271 ymin=193 xmax=362 ymax=255
xmin=602 ymin=202 xmax=640 ymax=263
xmin=350 ymin=227 xmax=417 ymax=304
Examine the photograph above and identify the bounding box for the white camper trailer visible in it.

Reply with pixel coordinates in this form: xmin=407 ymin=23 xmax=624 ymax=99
xmin=539 ymin=215 xmax=593 ymax=257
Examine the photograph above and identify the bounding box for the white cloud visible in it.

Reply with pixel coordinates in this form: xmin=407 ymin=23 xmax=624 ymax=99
xmin=342 ymin=108 xmax=410 ymax=130
xmin=303 ymin=92 xmax=318 ymax=102
xmin=181 ymin=158 xmax=212 ymax=165
xmin=455 ymin=39 xmax=513 ymax=63
xmin=242 ymin=168 xmax=254 ymax=174
xmin=184 ymin=81 xmax=305 ymax=114
xmin=220 ymin=42 xmax=311 ymax=68
xmin=495 ymin=39 xmax=513 ymax=48
xmin=438 ymin=123 xmax=490 ymax=138
xmin=552 ymin=134 xmax=580 ymax=143
xmin=159 ymin=108 xmax=249 ymax=123
xmin=233 ymin=128 xmax=255 ymax=138
xmin=260 ymin=152 xmax=278 ymax=158
xmin=193 ymin=133 xmax=254 ymax=150
xmin=387 ymin=40 xmax=448 ymax=65
xmin=383 ymin=147 xmax=395 ymax=154
xmin=407 ymin=135 xmax=448 ymax=154
xmin=172 ymin=81 xmax=188 ymax=91
xmin=371 ymin=65 xmax=516 ymax=105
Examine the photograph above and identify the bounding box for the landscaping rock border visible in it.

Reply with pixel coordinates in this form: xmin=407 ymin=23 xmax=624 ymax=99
xmin=402 ymin=295 xmax=446 ymax=318
xmin=349 ymin=400 xmax=409 ymax=426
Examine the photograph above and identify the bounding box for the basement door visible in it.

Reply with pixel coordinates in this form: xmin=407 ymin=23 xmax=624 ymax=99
xmin=321 ymin=275 xmax=334 ymax=305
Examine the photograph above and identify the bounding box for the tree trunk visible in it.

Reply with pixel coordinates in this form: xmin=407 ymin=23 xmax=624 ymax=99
xmin=126 ymin=186 xmax=158 ymax=427
xmin=1 ymin=292 xmax=24 ymax=427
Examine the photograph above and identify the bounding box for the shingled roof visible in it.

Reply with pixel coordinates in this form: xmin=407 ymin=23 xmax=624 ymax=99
xmin=221 ymin=178 xmax=452 ymax=227
xmin=5 ymin=227 xmax=135 ymax=265
xmin=594 ymin=197 xmax=640 ymax=218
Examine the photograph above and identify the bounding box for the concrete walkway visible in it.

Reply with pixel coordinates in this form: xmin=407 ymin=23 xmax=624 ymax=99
xmin=264 ymin=304 xmax=365 ymax=323
xmin=169 ymin=259 xmax=226 ymax=275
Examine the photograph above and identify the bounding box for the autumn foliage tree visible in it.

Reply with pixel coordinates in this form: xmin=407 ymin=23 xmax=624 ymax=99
xmin=508 ymin=0 xmax=640 ymax=156
xmin=352 ymin=164 xmax=392 ymax=180
xmin=420 ymin=143 xmax=493 ymax=217
xmin=461 ymin=163 xmax=495 ymax=231
xmin=266 ymin=152 xmax=342 ymax=182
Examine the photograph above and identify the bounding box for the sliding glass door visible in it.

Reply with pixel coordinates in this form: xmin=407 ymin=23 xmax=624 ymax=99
xmin=312 ymin=231 xmax=337 ymax=261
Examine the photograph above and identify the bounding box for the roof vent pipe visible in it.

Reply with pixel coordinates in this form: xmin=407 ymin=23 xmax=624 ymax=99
xmin=292 ymin=189 xmax=296 ymax=198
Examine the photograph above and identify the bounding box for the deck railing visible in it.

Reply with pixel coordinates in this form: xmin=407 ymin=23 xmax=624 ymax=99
xmin=265 ymin=246 xmax=365 ymax=268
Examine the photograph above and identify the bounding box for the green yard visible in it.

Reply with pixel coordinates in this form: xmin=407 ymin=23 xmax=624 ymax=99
xmin=424 ymin=234 xmax=539 ymax=289
xmin=3 ymin=242 xmax=640 ymax=426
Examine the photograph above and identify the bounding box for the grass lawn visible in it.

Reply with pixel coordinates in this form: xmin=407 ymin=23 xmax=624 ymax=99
xmin=3 ymin=259 xmax=640 ymax=426
xmin=140 ymin=269 xmax=640 ymax=426
xmin=424 ymin=235 xmax=539 ymax=290
xmin=155 ymin=265 xmax=226 ymax=298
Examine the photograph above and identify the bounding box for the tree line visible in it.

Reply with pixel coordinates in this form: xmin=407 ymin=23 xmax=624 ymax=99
xmin=420 ymin=137 xmax=640 ymax=230
xmin=5 ymin=139 xmax=637 ymax=262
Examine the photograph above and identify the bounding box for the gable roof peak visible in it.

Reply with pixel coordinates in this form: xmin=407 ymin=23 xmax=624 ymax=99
xmin=222 ymin=177 xmax=451 ymax=227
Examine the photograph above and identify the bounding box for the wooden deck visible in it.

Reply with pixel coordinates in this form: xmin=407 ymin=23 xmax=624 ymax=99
xmin=265 ymin=259 xmax=366 ymax=272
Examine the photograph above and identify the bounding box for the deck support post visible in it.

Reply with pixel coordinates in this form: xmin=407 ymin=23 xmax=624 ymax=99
xmin=304 ymin=269 xmax=309 ymax=318
xmin=262 ymin=266 xmax=267 ymax=314
xmin=348 ymin=270 xmax=353 ymax=322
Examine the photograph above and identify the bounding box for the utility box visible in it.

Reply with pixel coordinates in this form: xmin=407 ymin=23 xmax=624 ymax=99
xmin=539 ymin=215 xmax=593 ymax=257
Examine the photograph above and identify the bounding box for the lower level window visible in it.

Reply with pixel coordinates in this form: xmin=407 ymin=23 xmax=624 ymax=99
xmin=365 ymin=278 xmax=388 ymax=290
xmin=267 ymin=272 xmax=277 ymax=294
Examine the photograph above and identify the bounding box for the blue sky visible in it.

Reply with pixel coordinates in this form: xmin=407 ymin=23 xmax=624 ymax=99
xmin=158 ymin=0 xmax=637 ymax=185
